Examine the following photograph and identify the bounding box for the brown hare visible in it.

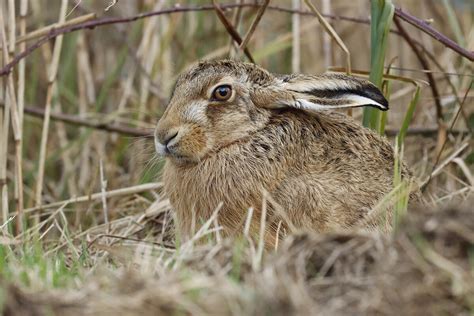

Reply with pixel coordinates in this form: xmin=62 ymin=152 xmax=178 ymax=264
xmin=154 ymin=60 xmax=418 ymax=245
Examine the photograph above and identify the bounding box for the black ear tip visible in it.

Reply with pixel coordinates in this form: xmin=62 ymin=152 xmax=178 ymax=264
xmin=364 ymin=84 xmax=389 ymax=111
xmin=379 ymin=96 xmax=389 ymax=111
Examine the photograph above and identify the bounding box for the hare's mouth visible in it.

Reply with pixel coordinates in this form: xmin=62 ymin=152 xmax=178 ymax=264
xmin=166 ymin=155 xmax=199 ymax=168
xmin=163 ymin=148 xmax=204 ymax=166
xmin=155 ymin=138 xmax=200 ymax=165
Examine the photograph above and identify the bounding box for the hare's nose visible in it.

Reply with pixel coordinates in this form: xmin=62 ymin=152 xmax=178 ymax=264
xmin=155 ymin=127 xmax=180 ymax=155
xmin=162 ymin=130 xmax=179 ymax=147
xmin=156 ymin=127 xmax=180 ymax=147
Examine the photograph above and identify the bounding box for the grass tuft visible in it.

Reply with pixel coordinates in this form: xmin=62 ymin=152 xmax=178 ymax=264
xmin=363 ymin=0 xmax=395 ymax=133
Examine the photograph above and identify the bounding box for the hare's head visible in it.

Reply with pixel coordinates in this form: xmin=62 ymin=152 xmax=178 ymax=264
xmin=155 ymin=60 xmax=388 ymax=165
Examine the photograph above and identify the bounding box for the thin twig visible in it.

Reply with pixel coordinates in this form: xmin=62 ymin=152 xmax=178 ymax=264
xmin=24 ymin=182 xmax=163 ymax=214
xmin=410 ymin=41 xmax=473 ymax=133
xmin=291 ymin=0 xmax=301 ymax=73
xmin=76 ymin=33 xmax=94 ymax=195
xmin=243 ymin=207 xmax=254 ymax=238
xmin=0 ymin=3 xmax=470 ymax=76
xmin=212 ymin=0 xmax=255 ymax=63
xmin=35 ymin=0 xmax=68 ymax=211
xmin=394 ymin=7 xmax=473 ymax=62
xmin=0 ymin=2 xmax=23 ymax=231
xmin=15 ymin=0 xmax=27 ymax=234
xmin=394 ymin=17 xmax=443 ymax=125
xmin=452 ymin=158 xmax=474 ymax=187
xmin=104 ymin=0 xmax=119 ymax=12
xmin=228 ymin=0 xmax=244 ymax=58
xmin=17 ymin=0 xmax=27 ymax=126
xmin=13 ymin=13 xmax=96 ymax=46
xmin=321 ymin=0 xmax=332 ymax=69
xmin=385 ymin=127 xmax=469 ymax=137
xmin=8 ymin=0 xmax=24 ymax=233
xmin=423 ymin=80 xmax=473 ymax=191
xmin=304 ymin=0 xmax=351 ymax=74
xmin=0 ymin=3 xmax=11 ymax=223
xmin=255 ymin=191 xmax=268 ymax=269
xmin=99 ymin=159 xmax=110 ymax=233
xmin=7 ymin=0 xmax=15 ymax=54
xmin=0 ymin=3 xmax=390 ymax=77
xmin=16 ymin=104 xmax=153 ymax=137
xmin=422 ymin=142 xmax=469 ymax=186
xmin=238 ymin=0 xmax=270 ymax=52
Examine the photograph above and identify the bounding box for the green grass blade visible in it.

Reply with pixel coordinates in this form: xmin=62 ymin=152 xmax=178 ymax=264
xmin=397 ymin=86 xmax=421 ymax=148
xmin=363 ymin=0 xmax=394 ymax=132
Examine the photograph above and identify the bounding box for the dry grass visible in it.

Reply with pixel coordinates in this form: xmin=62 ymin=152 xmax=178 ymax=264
xmin=1 ymin=202 xmax=473 ymax=315
xmin=0 ymin=0 xmax=473 ymax=315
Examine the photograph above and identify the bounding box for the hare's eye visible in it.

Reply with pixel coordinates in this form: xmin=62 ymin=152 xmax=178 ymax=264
xmin=212 ymin=85 xmax=232 ymax=101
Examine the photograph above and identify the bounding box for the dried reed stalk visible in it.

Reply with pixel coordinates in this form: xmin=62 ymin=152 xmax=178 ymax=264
xmin=25 ymin=182 xmax=163 ymax=215
xmin=76 ymin=34 xmax=94 ymax=194
xmin=303 ymin=0 xmax=351 ymax=74
xmin=321 ymin=0 xmax=332 ymax=69
xmin=99 ymin=159 xmax=109 ymax=233
xmin=0 ymin=1 xmax=24 ymax=232
xmin=15 ymin=13 xmax=96 ymax=46
xmin=304 ymin=0 xmax=352 ymax=116
xmin=0 ymin=2 xmax=10 ymax=224
xmin=212 ymin=0 xmax=255 ymax=63
xmin=34 ymin=0 xmax=68 ymax=215
xmin=228 ymin=0 xmax=243 ymax=58
xmin=238 ymin=0 xmax=270 ymax=52
xmin=291 ymin=0 xmax=301 ymax=73
xmin=17 ymin=0 xmax=27 ymax=125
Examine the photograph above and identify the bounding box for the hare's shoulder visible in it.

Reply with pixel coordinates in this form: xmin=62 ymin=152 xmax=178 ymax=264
xmin=264 ymin=110 xmax=396 ymax=166
xmin=266 ymin=110 xmax=388 ymax=144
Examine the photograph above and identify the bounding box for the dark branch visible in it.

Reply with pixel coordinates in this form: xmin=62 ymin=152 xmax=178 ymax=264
xmin=212 ymin=1 xmax=255 ymax=63
xmin=17 ymin=104 xmax=153 ymax=138
xmin=423 ymin=80 xmax=474 ymax=191
xmin=239 ymin=0 xmax=270 ymax=52
xmin=394 ymin=7 xmax=474 ymax=61
xmin=394 ymin=17 xmax=443 ymax=124
xmin=1 ymin=3 xmax=472 ymax=76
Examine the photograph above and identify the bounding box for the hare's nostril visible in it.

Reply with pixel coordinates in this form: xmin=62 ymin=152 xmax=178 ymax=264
xmin=155 ymin=126 xmax=180 ymax=154
xmin=155 ymin=129 xmax=179 ymax=155
xmin=163 ymin=130 xmax=179 ymax=147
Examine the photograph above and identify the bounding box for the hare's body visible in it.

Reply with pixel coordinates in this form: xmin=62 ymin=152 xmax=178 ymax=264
xmin=155 ymin=60 xmax=418 ymax=243
xmin=164 ymin=110 xmax=407 ymax=239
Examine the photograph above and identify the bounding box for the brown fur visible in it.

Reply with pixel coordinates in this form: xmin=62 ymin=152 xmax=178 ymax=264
xmin=155 ymin=60 xmax=419 ymax=245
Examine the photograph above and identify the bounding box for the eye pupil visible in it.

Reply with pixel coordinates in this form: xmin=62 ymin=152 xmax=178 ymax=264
xmin=213 ymin=85 xmax=232 ymax=101
xmin=218 ymin=88 xmax=227 ymax=96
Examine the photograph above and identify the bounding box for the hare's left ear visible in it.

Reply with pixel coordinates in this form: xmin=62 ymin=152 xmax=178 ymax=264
xmin=254 ymin=73 xmax=388 ymax=112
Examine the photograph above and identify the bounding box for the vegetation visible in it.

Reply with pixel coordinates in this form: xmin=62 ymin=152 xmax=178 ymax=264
xmin=0 ymin=0 xmax=472 ymax=314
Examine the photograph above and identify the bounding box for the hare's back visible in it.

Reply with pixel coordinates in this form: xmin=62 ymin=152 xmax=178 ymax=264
xmin=268 ymin=110 xmax=400 ymax=230
xmin=273 ymin=110 xmax=396 ymax=170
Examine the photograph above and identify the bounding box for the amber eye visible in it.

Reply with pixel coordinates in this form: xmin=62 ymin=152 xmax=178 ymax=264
xmin=212 ymin=85 xmax=232 ymax=101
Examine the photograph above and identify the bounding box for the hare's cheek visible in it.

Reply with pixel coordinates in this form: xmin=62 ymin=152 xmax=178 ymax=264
xmin=178 ymin=127 xmax=209 ymax=158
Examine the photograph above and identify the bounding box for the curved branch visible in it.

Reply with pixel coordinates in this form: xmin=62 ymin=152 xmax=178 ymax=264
xmin=0 ymin=3 xmax=472 ymax=77
xmin=394 ymin=7 xmax=473 ymax=61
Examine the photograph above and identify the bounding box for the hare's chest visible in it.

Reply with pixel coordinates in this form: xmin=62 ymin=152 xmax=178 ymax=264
xmin=162 ymin=160 xmax=270 ymax=222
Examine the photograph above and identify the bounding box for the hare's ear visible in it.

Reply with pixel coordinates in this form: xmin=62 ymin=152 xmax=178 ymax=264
xmin=257 ymin=73 xmax=388 ymax=112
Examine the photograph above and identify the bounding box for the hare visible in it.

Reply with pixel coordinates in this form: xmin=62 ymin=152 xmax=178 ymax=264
xmin=155 ymin=60 xmax=419 ymax=245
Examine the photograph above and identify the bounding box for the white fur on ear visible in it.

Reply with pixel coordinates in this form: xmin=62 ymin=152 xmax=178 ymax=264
xmin=275 ymin=73 xmax=389 ymax=112
xmin=338 ymin=94 xmax=388 ymax=110
xmin=292 ymin=94 xmax=388 ymax=112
